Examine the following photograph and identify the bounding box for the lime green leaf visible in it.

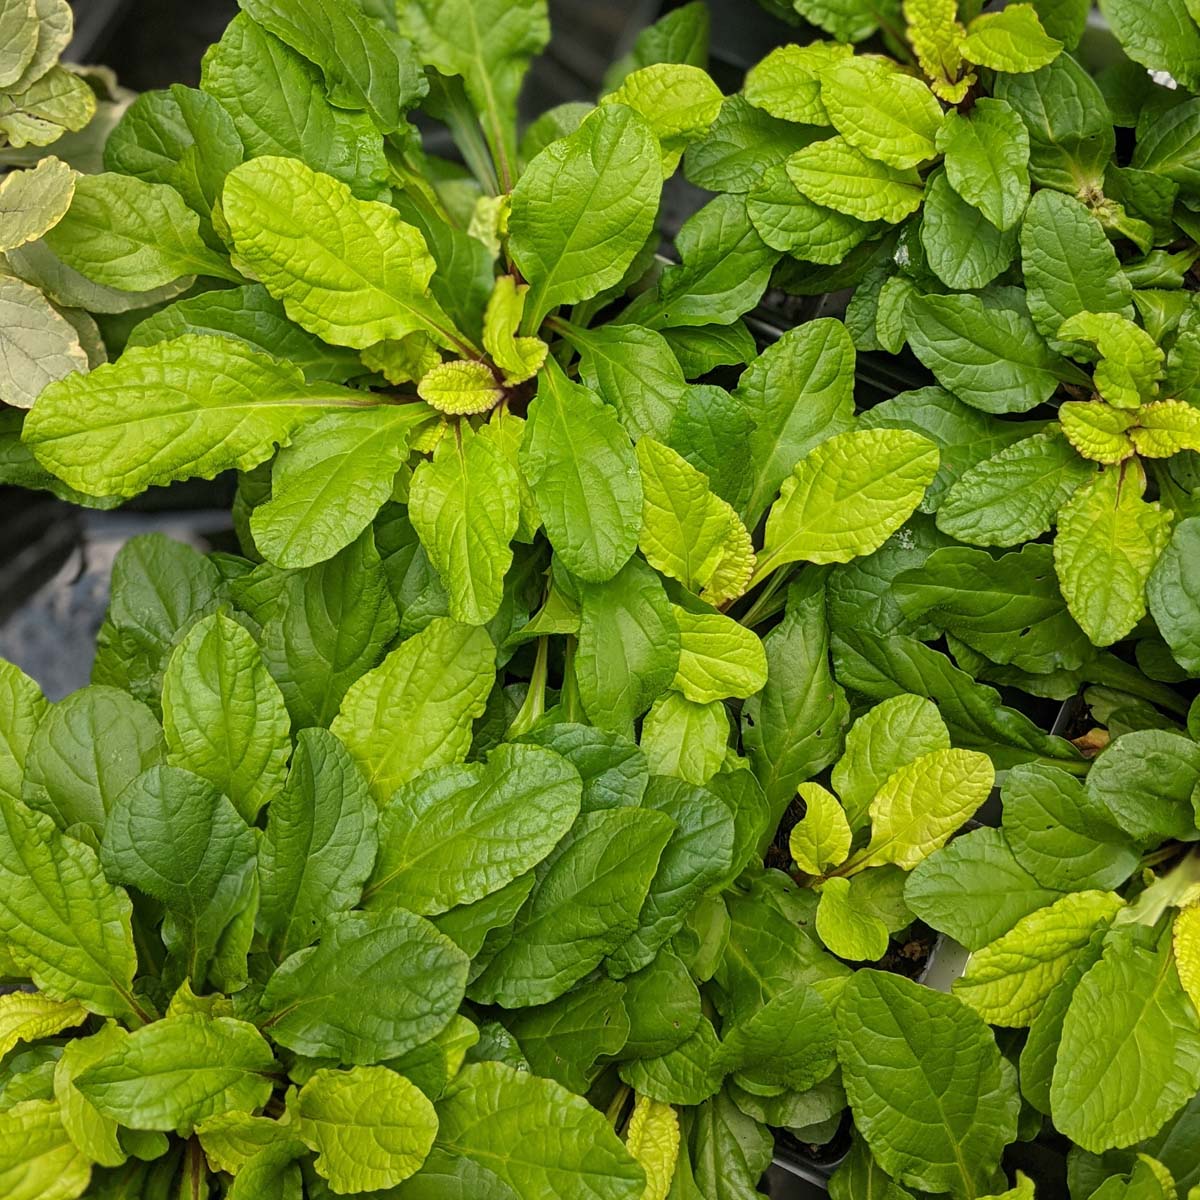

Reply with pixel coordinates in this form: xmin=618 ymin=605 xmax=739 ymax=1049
xmin=0 ymin=67 xmax=95 ymax=149
xmin=702 ymin=508 xmax=756 ymax=608
xmin=437 ymin=1062 xmax=645 ymax=1200
xmin=742 ymin=42 xmax=850 ymax=125
xmin=820 ymin=56 xmax=944 ymax=170
xmin=197 ymin=1110 xmax=297 ymax=1175
xmin=0 ymin=275 xmax=88 ymax=409
xmin=362 ymin=333 xmax=441 ymax=387
xmin=786 ymin=137 xmax=923 ymax=224
xmin=520 ymin=358 xmax=641 ymax=583
xmin=0 ymin=660 xmax=47 ymax=807
xmin=955 ymin=890 xmax=1124 ymax=1026
xmin=935 ymin=98 xmax=1030 ymax=231
xmin=0 ymin=994 xmax=85 ymax=1058
xmin=0 ymin=793 xmax=138 ymax=1020
xmin=1174 ymin=904 xmax=1200 ymax=1015
xmin=298 ymin=1067 xmax=436 ymax=1192
xmin=604 ymin=1 xmax=709 ymax=90
xmin=0 ymin=1099 xmax=90 ymax=1200
xmin=961 ymin=5 xmax=1062 ymax=72
xmin=625 ymin=1095 xmax=677 ymax=1200
xmin=1059 ymin=401 xmax=1135 ymax=463
xmin=746 ymin=162 xmax=872 ymax=264
xmin=755 ymin=429 xmax=939 ymax=580
xmin=161 ymin=613 xmax=290 ymax=822
xmin=849 ymin=748 xmax=995 ymax=871
xmin=1058 ymin=312 xmax=1164 ymax=409
xmin=816 ymin=877 xmax=889 ymax=962
xmin=23 ymin=335 xmax=366 ymax=499
xmin=410 ymin=422 xmax=520 ymax=626
xmin=838 ymin=970 xmax=1019 ymax=1196
xmin=509 ymin=105 xmax=661 ymax=329
xmin=640 ymin=692 xmax=728 ymax=786
xmin=251 ymin=405 xmax=434 ymax=570
xmin=1054 ymin=466 xmax=1173 ymax=646
xmin=76 ymin=1016 xmax=274 ymax=1135
xmin=1147 ymin=517 xmax=1200 ymax=674
xmin=905 ymin=0 xmax=972 ymax=101
xmin=365 ymin=743 xmax=581 ymax=916
xmin=601 ymin=63 xmax=722 ymax=172
xmin=937 ymin=429 xmax=1096 ymax=546
xmin=223 ymin=156 xmax=468 ymax=353
xmin=483 ymin=276 xmax=546 ymax=384
xmin=238 ymin=0 xmax=425 ymax=133
xmin=1052 ymin=925 xmax=1200 ymax=1153
xmin=416 ymin=361 xmax=503 ymax=416
xmin=671 ymin=607 xmax=766 ymax=703
xmin=261 ymin=909 xmax=468 ymax=1063
xmin=1131 ymin=400 xmax=1200 ymax=458
xmin=54 ymin=1023 xmax=127 ymax=1169
xmin=982 ymin=1172 xmax=1038 ymax=1200
xmin=331 ymin=618 xmax=494 ymax=804
xmin=0 ymin=156 xmax=74 ymax=251
xmin=788 ymin=782 xmax=851 ymax=875
xmin=831 ymin=695 xmax=950 ymax=834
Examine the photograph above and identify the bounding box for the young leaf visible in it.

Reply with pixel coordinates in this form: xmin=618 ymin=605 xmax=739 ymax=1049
xmin=509 ymin=105 xmax=661 ymax=329
xmin=1054 ymin=466 xmax=1173 ymax=646
xmin=935 ymin=98 xmax=1031 ymax=231
xmin=816 ymin=877 xmax=889 ymax=962
xmin=742 ymin=42 xmax=851 ymax=126
xmin=837 ymin=970 xmax=1019 ymax=1196
xmin=1058 ymin=312 xmax=1164 ymax=409
xmin=482 ymin=276 xmax=546 ymax=385
xmin=54 ymin=1022 xmax=129 ymax=1169
xmin=624 ymin=1095 xmax=678 ymax=1200
xmin=261 ymin=909 xmax=469 ymax=1063
xmin=365 ymin=743 xmax=582 ymax=916
xmin=417 ymin=361 xmax=503 ymax=416
xmin=161 ymin=612 xmax=291 ymax=822
xmin=297 ymin=1066 xmax=437 ymax=1192
xmin=906 ymin=0 xmax=971 ymax=102
xmin=1058 ymin=400 xmax=1135 ymax=464
xmin=755 ymin=429 xmax=939 ymax=580
xmin=330 ymin=617 xmax=495 ymax=804
xmin=1131 ymin=400 xmax=1200 ymax=458
xmin=789 ymin=783 xmax=852 ymax=876
xmin=786 ymin=137 xmax=924 ymax=224
xmin=961 ymin=5 xmax=1063 ymax=73
xmin=222 ymin=156 xmax=469 ymax=354
xmin=640 ymin=693 xmax=728 ymax=786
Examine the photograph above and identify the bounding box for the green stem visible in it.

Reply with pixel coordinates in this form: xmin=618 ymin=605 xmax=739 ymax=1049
xmin=180 ymin=1138 xmax=206 ymax=1200
xmin=562 ymin=637 xmax=582 ymax=723
xmin=737 ymin=567 xmax=792 ymax=628
xmin=605 ymin=1083 xmax=631 ymax=1129
xmin=506 ymin=637 xmax=549 ymax=738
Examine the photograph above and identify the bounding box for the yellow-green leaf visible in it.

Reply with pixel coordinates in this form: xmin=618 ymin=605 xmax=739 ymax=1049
xmin=417 ymin=359 xmax=503 ymax=415
xmin=904 ymin=0 xmax=972 ymax=102
xmin=0 ymin=1099 xmax=90 ymax=1200
xmin=362 ymin=334 xmax=441 ymax=386
xmin=0 ymin=993 xmax=85 ymax=1058
xmin=671 ymin=605 xmax=767 ymax=703
xmin=1058 ymin=401 xmax=1135 ymax=464
xmin=602 ymin=63 xmax=723 ymax=172
xmin=1174 ymin=904 xmax=1200 ymax=1016
xmin=625 ymin=1094 xmax=679 ymax=1200
xmin=742 ymin=42 xmax=851 ymax=125
xmin=482 ymin=275 xmax=546 ymax=384
xmin=54 ymin=1023 xmax=128 ymax=1169
xmin=641 ymin=692 xmax=728 ymax=786
xmin=1132 ymin=399 xmax=1200 ymax=458
xmin=789 ymin=782 xmax=852 ymax=875
xmin=816 ymin=876 xmax=890 ymax=962
xmin=961 ymin=5 xmax=1062 ymax=73
xmin=1058 ymin=311 xmax=1164 ymax=409
xmin=787 ymin=137 xmax=924 ymax=223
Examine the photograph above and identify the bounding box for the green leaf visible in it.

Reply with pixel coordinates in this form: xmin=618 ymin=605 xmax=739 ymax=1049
xmin=756 ymin=429 xmax=939 ymax=579
xmin=24 ymin=335 xmax=366 ymax=499
xmin=1131 ymin=400 xmax=1200 ymax=458
xmin=238 ymin=0 xmax=426 ymax=132
xmin=509 ymin=105 xmax=660 ymax=329
xmin=0 ymin=67 xmax=96 ymax=150
xmin=935 ymin=98 xmax=1031 ymax=231
xmin=468 ymin=807 xmax=673 ymax=1007
xmin=831 ymin=694 xmax=950 ymax=833
xmin=640 ymin=693 xmax=728 ymax=787
xmin=955 ymin=890 xmax=1123 ymax=1026
xmin=262 ymin=909 xmax=468 ymax=1063
xmin=0 ymin=0 xmax=38 ymax=90
xmin=743 ymin=575 xmax=849 ymax=828
xmin=435 ymin=1062 xmax=645 ymax=1200
xmin=690 ymin=1090 xmax=774 ymax=1200
xmin=161 ymin=612 xmax=290 ymax=822
xmin=482 ymin=277 xmax=546 ymax=385
xmin=20 ymin=685 xmax=162 ymax=837
xmin=520 ymin=358 xmax=641 ymax=584
xmin=102 ymin=765 xmax=256 ymax=983
xmin=672 ymin=607 xmax=766 ymax=704
xmin=820 ymin=56 xmax=944 ymax=170
xmin=921 ymin=168 xmax=1019 ymax=290
xmin=1097 ymin=0 xmax=1200 ymax=92
xmin=0 ymin=275 xmax=88 ymax=410
xmin=0 ymin=1099 xmax=90 ymax=1200
xmin=199 ymin=14 xmax=388 ymax=199
xmin=1001 ymin=763 xmax=1138 ymax=892
xmin=1133 ymin=97 xmax=1200 ymax=192
xmin=601 ymin=63 xmax=722 ymax=172
xmin=0 ymin=793 xmax=138 ymax=1020
xmin=736 ymin=318 xmax=856 ymax=528
xmin=620 ymin=950 xmax=701 ymax=1059
xmin=837 ymin=970 xmax=1019 ymax=1196
xmin=1052 ymin=925 xmax=1200 ymax=1153
xmin=365 ymin=743 xmax=581 ymax=916
xmin=907 ymin=293 xmax=1085 ymax=414
xmin=223 ymin=156 xmax=468 ymax=354
xmin=1148 ymin=517 xmax=1200 ymax=673
xmin=789 ymin=783 xmax=852 ymax=875
xmin=297 ymin=1066 xmax=437 ymax=1192
xmin=746 ymin=162 xmax=872 ymax=265
xmin=575 ymin=557 xmax=680 ymax=737
xmin=1054 ymin=466 xmax=1173 ymax=646
xmin=417 ymin=360 xmax=503 ymax=416
xmin=619 ymin=1017 xmax=723 ymax=1106
xmin=1058 ymin=312 xmax=1164 ymax=408
xmin=817 ymin=876 xmax=890 ymax=961
xmin=961 ymin=4 xmax=1062 ymax=72
xmin=828 ymin=1137 xmax=913 ymax=1200
xmin=256 ymin=727 xmax=377 ymax=960
xmin=54 ymin=1022 xmax=128 ymax=1169
xmin=398 ymin=0 xmax=547 ymax=185
xmin=906 ymin=827 xmax=1064 ymax=951
xmin=0 ymin=156 xmax=75 ymax=252
xmin=786 ymin=137 xmax=923 ymax=224
xmin=895 ymin=543 xmax=1091 ymax=673
xmin=937 ymin=429 xmax=1096 ymax=546
xmin=742 ymin=42 xmax=851 ymax=126
xmin=76 ymin=1016 xmax=274 ymax=1135
xmin=408 ymin=422 xmax=520 ymax=626
xmin=331 ymin=617 xmax=495 ymax=804
xmin=252 ymin=405 xmax=434 ymax=570
xmin=603 ymin=1 xmax=709 ymax=90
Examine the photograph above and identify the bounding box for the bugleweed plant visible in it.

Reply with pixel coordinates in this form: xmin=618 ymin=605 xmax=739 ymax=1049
xmin=3 ymin=0 xmax=1200 ymax=1198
